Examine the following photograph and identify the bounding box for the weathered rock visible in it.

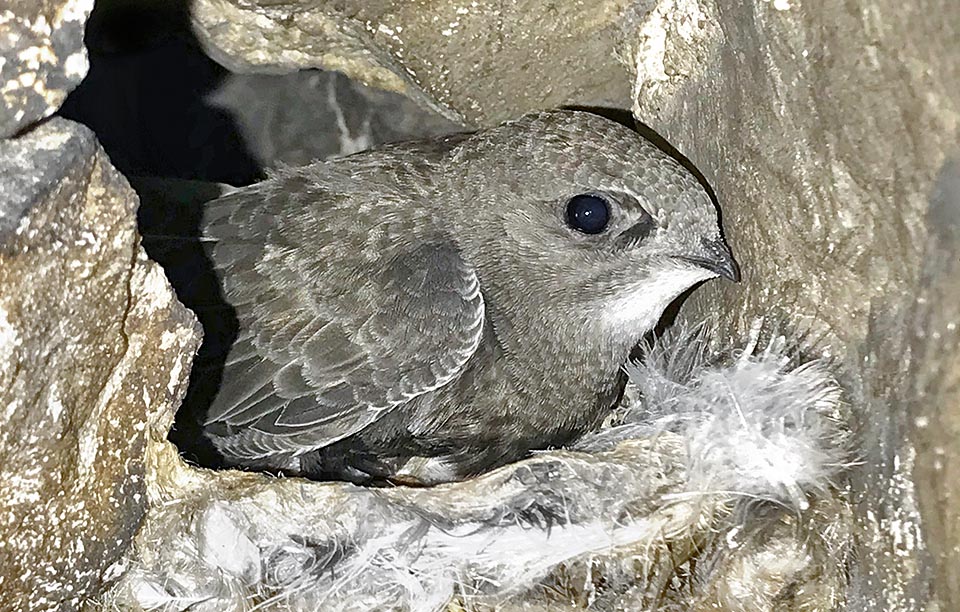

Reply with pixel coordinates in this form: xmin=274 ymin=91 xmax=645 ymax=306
xmin=0 ymin=0 xmax=93 ymax=138
xmin=0 ymin=118 xmax=201 ymax=611
xmin=189 ymin=0 xmax=639 ymax=125
xmin=57 ymin=1 xmax=458 ymax=184
xmin=207 ymin=69 xmax=460 ymax=168
xmin=910 ymin=153 xmax=960 ymax=608
xmin=624 ymin=1 xmax=959 ymax=609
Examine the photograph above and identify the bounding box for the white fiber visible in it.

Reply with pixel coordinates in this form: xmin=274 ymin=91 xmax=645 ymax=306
xmin=617 ymin=321 xmax=848 ymax=510
xmin=102 ymin=320 xmax=849 ymax=611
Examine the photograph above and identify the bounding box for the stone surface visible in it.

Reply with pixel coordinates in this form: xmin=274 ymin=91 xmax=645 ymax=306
xmin=0 ymin=0 xmax=93 ymax=138
xmin=207 ymin=69 xmax=459 ymax=169
xmin=910 ymin=153 xmax=960 ymax=608
xmin=0 ymin=118 xmax=201 ymax=611
xmin=57 ymin=1 xmax=458 ymax=184
xmin=189 ymin=0 xmax=640 ymax=126
xmin=624 ymin=1 xmax=959 ymax=609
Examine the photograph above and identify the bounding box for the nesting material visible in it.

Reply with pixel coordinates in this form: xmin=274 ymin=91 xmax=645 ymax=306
xmin=101 ymin=323 xmax=852 ymax=611
xmin=583 ymin=321 xmax=849 ymax=510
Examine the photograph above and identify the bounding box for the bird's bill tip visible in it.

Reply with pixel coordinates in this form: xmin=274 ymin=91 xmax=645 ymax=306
xmin=677 ymin=238 xmax=742 ymax=283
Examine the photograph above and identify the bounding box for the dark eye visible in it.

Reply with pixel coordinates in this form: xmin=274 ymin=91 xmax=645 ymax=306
xmin=566 ymin=194 xmax=610 ymax=234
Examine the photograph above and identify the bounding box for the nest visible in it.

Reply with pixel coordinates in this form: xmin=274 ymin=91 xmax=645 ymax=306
xmin=101 ymin=322 xmax=853 ymax=611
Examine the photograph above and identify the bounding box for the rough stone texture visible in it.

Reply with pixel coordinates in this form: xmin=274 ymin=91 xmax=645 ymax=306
xmin=184 ymin=5 xmax=960 ymax=606
xmin=0 ymin=118 xmax=201 ymax=611
xmin=207 ymin=69 xmax=460 ymax=168
xmin=910 ymin=153 xmax=960 ymax=608
xmin=57 ymin=0 xmax=458 ymax=185
xmin=178 ymin=0 xmax=953 ymax=606
xmin=0 ymin=0 xmax=94 ymax=138
xmin=624 ymin=1 xmax=959 ymax=609
xmin=189 ymin=0 xmax=640 ymax=126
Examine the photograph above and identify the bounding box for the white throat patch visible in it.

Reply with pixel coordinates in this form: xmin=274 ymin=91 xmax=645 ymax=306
xmin=604 ymin=265 xmax=717 ymax=335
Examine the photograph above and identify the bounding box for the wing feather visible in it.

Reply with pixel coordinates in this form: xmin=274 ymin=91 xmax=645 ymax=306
xmin=200 ymin=167 xmax=484 ymax=464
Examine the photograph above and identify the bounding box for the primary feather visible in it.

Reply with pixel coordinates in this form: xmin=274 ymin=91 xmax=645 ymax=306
xmin=201 ymin=160 xmax=485 ymax=462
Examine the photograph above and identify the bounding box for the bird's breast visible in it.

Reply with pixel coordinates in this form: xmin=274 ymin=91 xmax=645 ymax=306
xmin=406 ymin=323 xmax=626 ymax=452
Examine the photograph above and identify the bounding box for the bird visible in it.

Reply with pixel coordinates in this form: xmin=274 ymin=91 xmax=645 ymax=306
xmin=190 ymin=109 xmax=740 ymax=485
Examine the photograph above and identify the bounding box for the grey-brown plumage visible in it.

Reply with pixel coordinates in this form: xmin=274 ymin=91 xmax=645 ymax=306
xmin=196 ymin=110 xmax=740 ymax=484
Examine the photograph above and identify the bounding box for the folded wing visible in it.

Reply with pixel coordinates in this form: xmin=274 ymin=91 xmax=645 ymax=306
xmin=199 ymin=171 xmax=484 ymax=464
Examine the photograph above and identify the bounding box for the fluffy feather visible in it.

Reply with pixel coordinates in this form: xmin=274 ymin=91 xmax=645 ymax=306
xmin=582 ymin=319 xmax=850 ymax=511
xmin=101 ymin=321 xmax=851 ymax=611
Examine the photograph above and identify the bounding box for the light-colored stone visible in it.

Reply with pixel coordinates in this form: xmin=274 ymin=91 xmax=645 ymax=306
xmin=626 ymin=1 xmax=959 ymax=609
xmin=909 ymin=153 xmax=960 ymax=608
xmin=0 ymin=0 xmax=94 ymax=137
xmin=0 ymin=118 xmax=201 ymax=611
xmin=17 ymin=0 xmax=950 ymax=608
xmin=189 ymin=0 xmax=642 ymax=126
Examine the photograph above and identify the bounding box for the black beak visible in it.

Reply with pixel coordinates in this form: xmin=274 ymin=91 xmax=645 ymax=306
xmin=679 ymin=237 xmax=741 ymax=282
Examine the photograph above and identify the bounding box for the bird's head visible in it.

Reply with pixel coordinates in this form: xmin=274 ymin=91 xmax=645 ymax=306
xmin=441 ymin=110 xmax=740 ymax=351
